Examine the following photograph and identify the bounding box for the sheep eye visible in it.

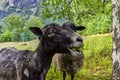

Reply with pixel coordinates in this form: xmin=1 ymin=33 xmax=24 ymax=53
xmin=49 ymin=30 xmax=53 ymax=33
xmin=48 ymin=29 xmax=56 ymax=34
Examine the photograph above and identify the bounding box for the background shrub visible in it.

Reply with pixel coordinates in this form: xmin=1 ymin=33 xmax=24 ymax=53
xmin=0 ymin=31 xmax=14 ymax=42
xmin=81 ymin=14 xmax=111 ymax=35
xmin=1 ymin=14 xmax=43 ymax=42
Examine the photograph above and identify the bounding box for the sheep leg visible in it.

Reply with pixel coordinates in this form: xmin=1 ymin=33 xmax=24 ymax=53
xmin=41 ymin=68 xmax=49 ymax=80
xmin=71 ymin=73 xmax=74 ymax=80
xmin=27 ymin=70 xmax=41 ymax=80
xmin=16 ymin=62 xmax=23 ymax=80
xmin=63 ymin=71 xmax=66 ymax=80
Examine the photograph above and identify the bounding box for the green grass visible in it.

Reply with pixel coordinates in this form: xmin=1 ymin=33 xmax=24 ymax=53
xmin=0 ymin=40 xmax=39 ymax=50
xmin=81 ymin=34 xmax=112 ymax=80
xmin=0 ymin=33 xmax=112 ymax=80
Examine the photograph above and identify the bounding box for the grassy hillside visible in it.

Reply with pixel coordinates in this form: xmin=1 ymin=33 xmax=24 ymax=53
xmin=0 ymin=40 xmax=39 ymax=50
xmin=0 ymin=33 xmax=112 ymax=80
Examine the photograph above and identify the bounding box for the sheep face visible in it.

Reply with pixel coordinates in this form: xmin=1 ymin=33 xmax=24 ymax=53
xmin=30 ymin=23 xmax=84 ymax=55
xmin=62 ymin=22 xmax=85 ymax=55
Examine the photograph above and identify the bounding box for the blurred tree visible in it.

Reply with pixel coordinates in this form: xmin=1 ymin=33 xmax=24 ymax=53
xmin=26 ymin=16 xmax=43 ymax=28
xmin=40 ymin=0 xmax=111 ymax=35
xmin=24 ymin=16 xmax=43 ymax=41
xmin=0 ymin=26 xmax=2 ymax=33
xmin=1 ymin=14 xmax=43 ymax=42
xmin=40 ymin=0 xmax=111 ymax=24
xmin=0 ymin=0 xmax=112 ymax=42
xmin=2 ymin=14 xmax=25 ymax=41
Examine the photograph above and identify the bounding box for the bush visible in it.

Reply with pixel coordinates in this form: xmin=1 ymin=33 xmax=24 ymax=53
xmin=23 ymin=16 xmax=44 ymax=41
xmin=1 ymin=14 xmax=43 ymax=42
xmin=0 ymin=31 xmax=14 ymax=42
xmin=81 ymin=14 xmax=111 ymax=36
xmin=2 ymin=14 xmax=26 ymax=41
xmin=26 ymin=16 xmax=43 ymax=28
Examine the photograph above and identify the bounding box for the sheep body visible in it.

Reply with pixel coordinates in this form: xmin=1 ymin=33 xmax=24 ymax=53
xmin=0 ymin=47 xmax=32 ymax=80
xmin=53 ymin=51 xmax=84 ymax=79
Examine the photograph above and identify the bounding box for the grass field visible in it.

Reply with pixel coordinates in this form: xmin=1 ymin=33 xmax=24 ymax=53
xmin=0 ymin=33 xmax=112 ymax=80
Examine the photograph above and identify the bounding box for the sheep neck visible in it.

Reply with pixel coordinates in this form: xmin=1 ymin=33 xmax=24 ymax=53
xmin=34 ymin=39 xmax=55 ymax=68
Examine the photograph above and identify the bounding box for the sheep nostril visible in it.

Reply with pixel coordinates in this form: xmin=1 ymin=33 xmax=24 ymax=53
xmin=77 ymin=37 xmax=83 ymax=42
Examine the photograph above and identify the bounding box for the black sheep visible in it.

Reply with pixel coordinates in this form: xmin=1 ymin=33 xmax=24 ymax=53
xmin=0 ymin=23 xmax=83 ymax=80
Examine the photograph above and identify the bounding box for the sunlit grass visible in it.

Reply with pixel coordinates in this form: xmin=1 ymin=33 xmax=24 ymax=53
xmin=0 ymin=33 xmax=112 ymax=80
xmin=0 ymin=40 xmax=39 ymax=50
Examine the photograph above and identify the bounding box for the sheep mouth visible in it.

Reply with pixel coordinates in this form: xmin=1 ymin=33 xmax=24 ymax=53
xmin=71 ymin=47 xmax=80 ymax=51
xmin=67 ymin=41 xmax=83 ymax=55
xmin=68 ymin=47 xmax=82 ymax=55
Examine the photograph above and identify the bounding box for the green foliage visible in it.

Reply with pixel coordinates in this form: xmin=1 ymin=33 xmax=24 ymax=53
xmin=81 ymin=14 xmax=111 ymax=35
xmin=23 ymin=16 xmax=43 ymax=41
xmin=26 ymin=16 xmax=43 ymax=28
xmin=1 ymin=14 xmax=43 ymax=42
xmin=41 ymin=0 xmax=112 ymax=35
xmin=2 ymin=14 xmax=25 ymax=31
xmin=0 ymin=0 xmax=112 ymax=42
xmin=2 ymin=14 xmax=26 ymax=41
xmin=0 ymin=26 xmax=2 ymax=34
xmin=0 ymin=31 xmax=14 ymax=42
xmin=41 ymin=0 xmax=111 ymax=21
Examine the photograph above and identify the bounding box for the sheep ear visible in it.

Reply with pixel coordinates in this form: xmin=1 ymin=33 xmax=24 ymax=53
xmin=29 ymin=27 xmax=43 ymax=36
xmin=76 ymin=26 xmax=86 ymax=30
